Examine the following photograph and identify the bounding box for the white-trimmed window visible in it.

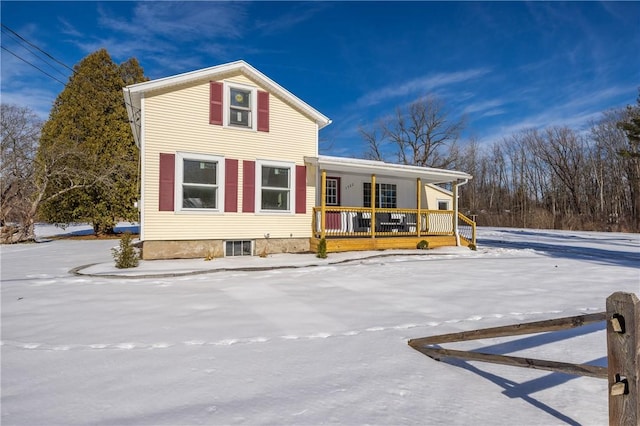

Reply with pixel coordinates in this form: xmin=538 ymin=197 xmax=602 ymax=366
xmin=256 ymin=160 xmax=295 ymax=213
xmin=363 ymin=182 xmax=397 ymax=208
xmin=438 ymin=200 xmax=450 ymax=210
xmin=225 ymin=82 xmax=256 ymax=130
xmin=176 ymin=152 xmax=225 ymax=211
xmin=325 ymin=177 xmax=340 ymax=206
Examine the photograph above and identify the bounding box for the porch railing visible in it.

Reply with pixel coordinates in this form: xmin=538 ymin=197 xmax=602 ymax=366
xmin=457 ymin=212 xmax=476 ymax=246
xmin=312 ymin=207 xmax=476 ymax=245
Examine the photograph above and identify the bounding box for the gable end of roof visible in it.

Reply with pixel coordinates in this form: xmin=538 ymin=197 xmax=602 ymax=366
xmin=124 ymin=60 xmax=331 ymax=130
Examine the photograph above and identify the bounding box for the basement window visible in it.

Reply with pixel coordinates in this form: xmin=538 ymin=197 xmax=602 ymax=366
xmin=225 ymin=240 xmax=253 ymax=257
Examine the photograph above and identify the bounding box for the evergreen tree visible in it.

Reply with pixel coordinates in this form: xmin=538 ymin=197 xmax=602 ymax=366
xmin=37 ymin=49 xmax=147 ymax=235
xmin=618 ymin=90 xmax=640 ymax=158
xmin=617 ymin=90 xmax=640 ymax=229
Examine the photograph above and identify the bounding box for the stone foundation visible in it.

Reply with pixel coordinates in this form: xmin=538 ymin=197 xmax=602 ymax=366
xmin=141 ymin=238 xmax=310 ymax=260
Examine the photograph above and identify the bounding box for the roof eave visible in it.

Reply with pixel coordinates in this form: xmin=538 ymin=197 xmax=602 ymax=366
xmin=304 ymin=155 xmax=472 ymax=184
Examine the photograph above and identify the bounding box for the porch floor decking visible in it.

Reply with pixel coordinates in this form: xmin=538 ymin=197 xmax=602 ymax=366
xmin=309 ymin=235 xmax=469 ymax=253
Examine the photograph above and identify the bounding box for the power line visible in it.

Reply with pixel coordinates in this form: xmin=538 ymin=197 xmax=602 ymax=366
xmin=1 ymin=23 xmax=74 ymax=73
xmin=1 ymin=45 xmax=66 ymax=85
xmin=1 ymin=27 xmax=69 ymax=79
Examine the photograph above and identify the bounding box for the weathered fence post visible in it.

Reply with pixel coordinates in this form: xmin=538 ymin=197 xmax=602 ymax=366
xmin=606 ymin=292 xmax=639 ymax=426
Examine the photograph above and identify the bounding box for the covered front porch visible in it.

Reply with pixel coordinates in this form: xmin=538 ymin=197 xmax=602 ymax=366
xmin=310 ymin=207 xmax=476 ymax=252
xmin=305 ymin=156 xmax=476 ymax=254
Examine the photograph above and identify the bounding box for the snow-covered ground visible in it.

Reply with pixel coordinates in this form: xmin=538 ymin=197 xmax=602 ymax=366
xmin=1 ymin=225 xmax=638 ymax=425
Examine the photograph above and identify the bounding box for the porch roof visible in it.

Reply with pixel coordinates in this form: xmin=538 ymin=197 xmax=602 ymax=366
xmin=304 ymin=155 xmax=472 ymax=184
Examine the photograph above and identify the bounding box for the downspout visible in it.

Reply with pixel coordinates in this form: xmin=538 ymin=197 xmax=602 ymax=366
xmin=453 ymin=178 xmax=469 ymax=246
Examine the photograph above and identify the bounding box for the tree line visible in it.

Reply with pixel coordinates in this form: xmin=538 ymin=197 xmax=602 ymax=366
xmin=362 ymin=93 xmax=640 ymax=232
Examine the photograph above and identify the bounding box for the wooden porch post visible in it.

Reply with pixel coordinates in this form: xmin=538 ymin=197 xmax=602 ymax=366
xmin=320 ymin=169 xmax=326 ymax=240
xmin=371 ymin=174 xmax=376 ymax=239
xmin=416 ymin=178 xmax=422 ymax=237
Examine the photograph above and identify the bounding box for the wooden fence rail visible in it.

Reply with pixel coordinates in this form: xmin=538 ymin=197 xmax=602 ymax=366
xmin=408 ymin=292 xmax=639 ymax=425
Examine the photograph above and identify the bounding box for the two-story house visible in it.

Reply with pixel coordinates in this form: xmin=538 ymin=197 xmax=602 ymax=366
xmin=124 ymin=60 xmax=474 ymax=260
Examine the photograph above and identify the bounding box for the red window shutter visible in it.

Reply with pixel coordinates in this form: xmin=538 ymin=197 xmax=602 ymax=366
xmin=257 ymin=90 xmax=269 ymax=132
xmin=210 ymin=81 xmax=223 ymax=125
xmin=159 ymin=153 xmax=175 ymax=211
xmin=295 ymin=165 xmax=306 ymax=214
xmin=225 ymin=158 xmax=238 ymax=212
xmin=242 ymin=160 xmax=255 ymax=213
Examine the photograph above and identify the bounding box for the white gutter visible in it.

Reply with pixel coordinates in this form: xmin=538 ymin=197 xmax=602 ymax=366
xmin=453 ymin=178 xmax=469 ymax=246
xmin=304 ymin=155 xmax=472 ymax=184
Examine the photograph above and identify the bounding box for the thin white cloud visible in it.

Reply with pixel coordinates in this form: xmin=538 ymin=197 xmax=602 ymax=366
xmin=462 ymin=99 xmax=506 ymax=116
xmin=477 ymin=84 xmax=635 ymax=145
xmin=1 ymin=86 xmax=58 ymax=119
xmin=356 ymin=68 xmax=491 ymax=107
xmin=254 ymin=3 xmax=329 ymax=36
xmin=97 ymin=2 xmax=247 ymax=42
xmin=58 ymin=17 xmax=84 ymax=38
xmin=56 ymin=2 xmax=251 ymax=70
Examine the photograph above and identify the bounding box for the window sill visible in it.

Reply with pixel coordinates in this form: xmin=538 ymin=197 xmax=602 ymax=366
xmin=175 ymin=209 xmax=224 ymax=214
xmin=222 ymin=124 xmax=257 ymax=132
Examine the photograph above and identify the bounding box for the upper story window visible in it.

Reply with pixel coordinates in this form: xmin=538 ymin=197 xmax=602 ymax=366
xmin=210 ymin=81 xmax=270 ymax=132
xmin=229 ymin=87 xmax=252 ymax=128
xmin=176 ymin=152 xmax=224 ymax=211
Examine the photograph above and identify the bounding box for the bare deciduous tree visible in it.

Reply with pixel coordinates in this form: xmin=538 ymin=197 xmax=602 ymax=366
xmin=1 ymin=104 xmax=113 ymax=243
xmin=361 ymin=95 xmax=464 ymax=168
xmin=1 ymin=104 xmax=42 ymax=242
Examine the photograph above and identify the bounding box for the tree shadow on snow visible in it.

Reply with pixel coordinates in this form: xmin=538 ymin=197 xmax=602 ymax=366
xmin=432 ymin=321 xmax=607 ymax=425
xmin=480 ymin=235 xmax=640 ymax=268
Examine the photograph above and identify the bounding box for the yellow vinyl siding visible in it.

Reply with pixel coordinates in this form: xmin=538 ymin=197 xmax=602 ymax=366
xmin=424 ymin=185 xmax=453 ymax=210
xmin=141 ymin=72 xmax=317 ymax=241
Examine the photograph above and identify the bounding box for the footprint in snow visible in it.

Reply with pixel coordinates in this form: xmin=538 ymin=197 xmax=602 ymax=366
xmin=53 ymin=345 xmax=71 ymax=351
xmin=90 ymin=344 xmax=107 ymax=349
xmin=394 ymin=324 xmax=419 ymax=330
xmin=308 ymin=332 xmax=332 ymax=339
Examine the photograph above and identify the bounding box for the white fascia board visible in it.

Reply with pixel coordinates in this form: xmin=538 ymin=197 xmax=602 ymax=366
xmin=123 ymin=88 xmax=141 ymax=147
xmin=124 ymin=60 xmax=331 ymax=129
xmin=304 ymin=155 xmax=472 ymax=184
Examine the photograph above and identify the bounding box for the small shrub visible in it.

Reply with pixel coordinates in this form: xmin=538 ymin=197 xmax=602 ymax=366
xmin=316 ymin=238 xmax=327 ymax=259
xmin=468 ymin=243 xmax=477 ymax=251
xmin=112 ymin=232 xmax=139 ymax=268
xmin=417 ymin=240 xmax=429 ymax=250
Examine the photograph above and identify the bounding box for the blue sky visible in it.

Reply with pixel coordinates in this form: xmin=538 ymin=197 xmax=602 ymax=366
xmin=2 ymin=1 xmax=639 ymax=157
